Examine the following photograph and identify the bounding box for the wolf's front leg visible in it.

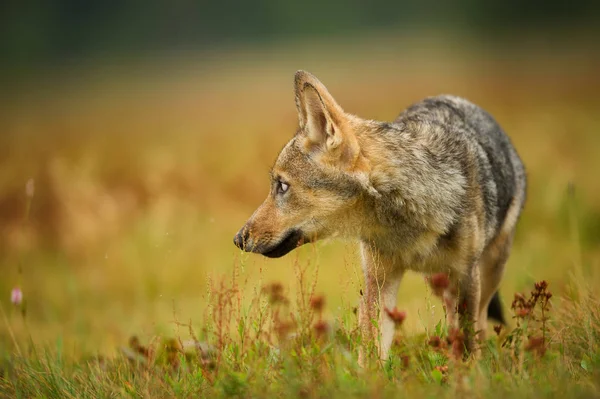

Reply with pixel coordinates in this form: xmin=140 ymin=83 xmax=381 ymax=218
xmin=457 ymin=263 xmax=482 ymax=357
xmin=358 ymin=242 xmax=403 ymax=366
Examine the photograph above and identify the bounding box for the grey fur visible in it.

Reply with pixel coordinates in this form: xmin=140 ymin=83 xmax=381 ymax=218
xmin=234 ymin=71 xmax=527 ymax=364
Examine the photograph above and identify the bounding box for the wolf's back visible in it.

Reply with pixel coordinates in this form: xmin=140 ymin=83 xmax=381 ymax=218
xmin=394 ymin=95 xmax=526 ymax=239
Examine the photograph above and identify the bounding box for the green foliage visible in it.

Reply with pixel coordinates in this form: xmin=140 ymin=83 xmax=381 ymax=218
xmin=1 ymin=277 xmax=600 ymax=398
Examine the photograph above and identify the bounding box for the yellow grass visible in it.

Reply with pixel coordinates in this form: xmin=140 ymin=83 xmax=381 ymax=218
xmin=1 ymin=38 xmax=599 ymax=363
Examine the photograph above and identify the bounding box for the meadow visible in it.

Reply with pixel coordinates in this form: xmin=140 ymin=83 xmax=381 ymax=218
xmin=1 ymin=38 xmax=599 ymax=397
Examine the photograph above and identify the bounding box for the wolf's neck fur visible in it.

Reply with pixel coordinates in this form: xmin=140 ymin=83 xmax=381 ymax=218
xmin=352 ymin=119 xmax=468 ymax=253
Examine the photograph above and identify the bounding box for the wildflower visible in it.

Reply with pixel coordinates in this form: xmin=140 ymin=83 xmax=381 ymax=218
xmin=525 ymin=336 xmax=546 ymax=356
xmin=313 ymin=320 xmax=329 ymax=338
xmin=275 ymin=320 xmax=295 ymax=341
xmin=427 ymin=273 xmax=450 ymax=297
xmin=428 ymin=335 xmax=442 ymax=348
xmin=493 ymin=324 xmax=503 ymax=336
xmin=384 ymin=307 xmax=406 ymax=328
xmin=309 ymin=295 xmax=325 ymax=312
xmin=513 ymin=292 xmax=526 ymax=302
xmin=434 ymin=365 xmax=449 ymax=373
xmin=11 ymin=287 xmax=23 ymax=306
xmin=511 ymin=292 xmax=526 ymax=307
xmin=449 ymin=328 xmax=465 ymax=359
xmin=433 ymin=365 xmax=449 ymax=383
xmin=264 ymin=282 xmax=283 ymax=295
xmin=262 ymin=282 xmax=288 ymax=305
xmin=401 ymin=355 xmax=411 ymax=368
xmin=164 ymin=338 xmax=182 ymax=369
xmin=129 ymin=336 xmax=151 ymax=358
xmin=516 ymin=308 xmax=530 ymax=318
xmin=459 ymin=300 xmax=468 ymax=313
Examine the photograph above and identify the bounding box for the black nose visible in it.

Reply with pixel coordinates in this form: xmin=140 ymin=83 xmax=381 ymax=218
xmin=233 ymin=228 xmax=249 ymax=250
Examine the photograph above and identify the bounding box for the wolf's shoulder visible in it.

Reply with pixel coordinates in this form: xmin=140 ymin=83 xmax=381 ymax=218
xmin=394 ymin=94 xmax=509 ymax=145
xmin=395 ymin=94 xmax=484 ymax=124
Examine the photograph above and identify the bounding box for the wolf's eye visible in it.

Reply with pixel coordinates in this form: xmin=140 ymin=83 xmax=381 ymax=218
xmin=277 ymin=181 xmax=289 ymax=195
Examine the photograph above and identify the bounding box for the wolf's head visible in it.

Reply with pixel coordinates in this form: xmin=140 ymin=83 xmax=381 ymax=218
xmin=233 ymin=71 xmax=379 ymax=258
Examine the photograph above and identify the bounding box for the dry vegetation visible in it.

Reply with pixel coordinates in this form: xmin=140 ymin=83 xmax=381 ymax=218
xmin=1 ymin=40 xmax=599 ymax=397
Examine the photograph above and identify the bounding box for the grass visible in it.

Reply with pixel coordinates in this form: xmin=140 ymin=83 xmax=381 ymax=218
xmin=1 ymin=38 xmax=600 ymax=397
xmin=1 ymin=265 xmax=599 ymax=398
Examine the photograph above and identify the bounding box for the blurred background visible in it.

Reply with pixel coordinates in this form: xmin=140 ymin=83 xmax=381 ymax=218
xmin=1 ymin=1 xmax=599 ymax=356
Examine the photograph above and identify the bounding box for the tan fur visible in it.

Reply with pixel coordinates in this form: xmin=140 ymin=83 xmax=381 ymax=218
xmin=234 ymin=71 xmax=527 ymax=365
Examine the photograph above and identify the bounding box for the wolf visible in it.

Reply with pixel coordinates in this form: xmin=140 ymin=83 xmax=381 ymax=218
xmin=234 ymin=70 xmax=526 ymax=362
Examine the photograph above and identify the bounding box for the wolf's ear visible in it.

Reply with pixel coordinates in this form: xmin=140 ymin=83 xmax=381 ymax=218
xmin=293 ymin=71 xmax=379 ymax=196
xmin=294 ymin=70 xmax=346 ymax=152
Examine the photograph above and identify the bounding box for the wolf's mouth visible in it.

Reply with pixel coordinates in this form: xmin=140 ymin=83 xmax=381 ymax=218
xmin=261 ymin=229 xmax=307 ymax=258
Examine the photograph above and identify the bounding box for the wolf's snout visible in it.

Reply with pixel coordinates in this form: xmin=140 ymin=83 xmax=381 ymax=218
xmin=233 ymin=226 xmax=251 ymax=251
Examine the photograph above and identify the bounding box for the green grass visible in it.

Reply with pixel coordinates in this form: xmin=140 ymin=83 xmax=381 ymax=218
xmin=1 ymin=265 xmax=599 ymax=398
xmin=1 ymin=39 xmax=600 ymax=397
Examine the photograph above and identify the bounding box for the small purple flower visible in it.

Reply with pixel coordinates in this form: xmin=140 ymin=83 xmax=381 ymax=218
xmin=11 ymin=287 xmax=23 ymax=305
